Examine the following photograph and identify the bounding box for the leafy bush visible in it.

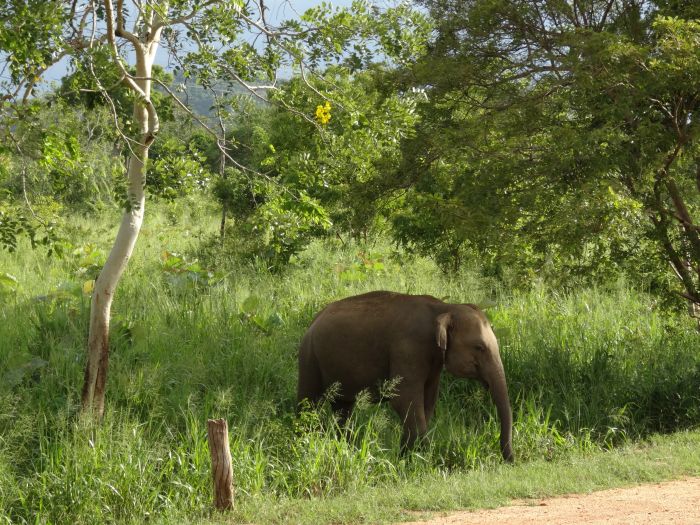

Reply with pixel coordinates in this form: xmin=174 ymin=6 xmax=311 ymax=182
xmin=148 ymin=136 xmax=214 ymax=200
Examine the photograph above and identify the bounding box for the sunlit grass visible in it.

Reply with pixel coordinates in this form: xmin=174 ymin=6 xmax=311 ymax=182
xmin=1 ymin=202 xmax=698 ymax=523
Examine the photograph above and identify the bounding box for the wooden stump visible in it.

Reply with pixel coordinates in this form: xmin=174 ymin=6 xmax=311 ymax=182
xmin=207 ymin=418 xmax=234 ymax=510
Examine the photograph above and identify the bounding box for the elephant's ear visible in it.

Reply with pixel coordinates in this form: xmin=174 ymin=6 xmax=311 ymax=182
xmin=436 ymin=313 xmax=452 ymax=351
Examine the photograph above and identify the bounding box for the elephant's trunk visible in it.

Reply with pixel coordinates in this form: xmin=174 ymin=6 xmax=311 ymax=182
xmin=488 ymin=358 xmax=514 ymax=462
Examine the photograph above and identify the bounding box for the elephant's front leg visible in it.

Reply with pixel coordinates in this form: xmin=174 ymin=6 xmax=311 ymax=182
xmin=391 ymin=389 xmax=427 ymax=451
xmin=331 ymin=399 xmax=355 ymax=428
xmin=423 ymin=372 xmax=440 ymax=424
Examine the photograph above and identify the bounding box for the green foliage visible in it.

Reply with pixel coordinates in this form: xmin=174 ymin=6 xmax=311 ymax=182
xmin=216 ymin=185 xmax=331 ymax=271
xmin=2 ymin=1 xmax=699 ymax=518
xmin=293 ymin=0 xmax=430 ymax=70
xmin=209 ymin=64 xmax=423 ymax=269
xmin=2 ymin=99 xmax=128 ymax=212
xmin=238 ymin=295 xmax=284 ymax=335
xmin=1 ymin=0 xmax=433 ymax=289
xmin=0 ymin=272 xmax=18 ymax=296
xmin=249 ymin=190 xmax=332 ymax=269
xmin=160 ymin=250 xmax=224 ymax=294
xmin=1 ymin=206 xmax=699 ymax=523
xmin=267 ymin=67 xmax=422 ymax=239
xmin=212 ymin=168 xmax=260 ymax=220
xmin=335 ymin=251 xmax=390 ymax=283
xmin=67 ymin=243 xmax=106 ymax=281
xmin=148 ymin=136 xmax=214 ymax=200
xmin=0 ymin=0 xmax=65 ymax=85
xmin=395 ymin=1 xmax=700 ymax=310
xmin=39 ymin=128 xmax=92 ymax=205
xmin=59 ymin=59 xmax=175 ymax=128
xmin=0 ymin=203 xmax=63 ymax=255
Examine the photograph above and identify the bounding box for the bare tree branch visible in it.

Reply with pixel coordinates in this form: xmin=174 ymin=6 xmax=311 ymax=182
xmin=104 ymin=0 xmax=148 ymax=98
xmin=151 ymin=0 xmax=221 ymax=32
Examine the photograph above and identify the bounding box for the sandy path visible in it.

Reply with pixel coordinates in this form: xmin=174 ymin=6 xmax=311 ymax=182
xmin=403 ymin=477 xmax=700 ymax=525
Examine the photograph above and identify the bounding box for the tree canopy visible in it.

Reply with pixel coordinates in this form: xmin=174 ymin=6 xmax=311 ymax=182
xmin=1 ymin=0 xmax=699 ymax=319
xmin=393 ymin=0 xmax=699 ymax=313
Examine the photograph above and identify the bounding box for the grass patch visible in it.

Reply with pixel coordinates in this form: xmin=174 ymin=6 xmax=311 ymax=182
xmin=214 ymin=430 xmax=700 ymax=525
xmin=1 ymin=202 xmax=699 ymax=524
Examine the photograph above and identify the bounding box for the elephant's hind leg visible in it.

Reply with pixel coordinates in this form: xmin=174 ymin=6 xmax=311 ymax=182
xmin=297 ymin=349 xmax=324 ymax=409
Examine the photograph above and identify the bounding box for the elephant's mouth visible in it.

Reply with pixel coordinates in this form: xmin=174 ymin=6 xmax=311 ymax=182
xmin=478 ymin=378 xmax=489 ymax=391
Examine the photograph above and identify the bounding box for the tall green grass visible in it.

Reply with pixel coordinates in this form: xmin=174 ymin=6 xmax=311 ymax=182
xmin=1 ymin=201 xmax=698 ymax=523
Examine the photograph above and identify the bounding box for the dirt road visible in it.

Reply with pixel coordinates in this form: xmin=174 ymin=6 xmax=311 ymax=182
xmin=403 ymin=477 xmax=700 ymax=525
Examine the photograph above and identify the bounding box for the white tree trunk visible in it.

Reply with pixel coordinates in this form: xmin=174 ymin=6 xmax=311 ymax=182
xmin=81 ymin=10 xmax=163 ymax=416
xmin=81 ymin=141 xmax=147 ymax=416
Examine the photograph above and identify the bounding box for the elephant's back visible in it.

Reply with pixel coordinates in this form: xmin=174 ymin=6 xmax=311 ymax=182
xmin=307 ymin=290 xmax=443 ymax=336
xmin=301 ymin=291 xmax=440 ymax=399
xmin=305 ymin=294 xmax=394 ymax=353
xmin=308 ymin=292 xmax=422 ymax=334
xmin=316 ymin=290 xmax=440 ymax=314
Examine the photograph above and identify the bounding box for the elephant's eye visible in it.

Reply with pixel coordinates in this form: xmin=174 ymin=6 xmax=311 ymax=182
xmin=474 ymin=344 xmax=486 ymax=352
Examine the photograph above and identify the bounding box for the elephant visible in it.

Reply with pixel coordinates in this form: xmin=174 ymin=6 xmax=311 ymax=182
xmin=297 ymin=291 xmax=514 ymax=462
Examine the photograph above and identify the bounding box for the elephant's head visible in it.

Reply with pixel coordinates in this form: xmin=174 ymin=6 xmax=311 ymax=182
xmin=436 ymin=305 xmax=514 ymax=462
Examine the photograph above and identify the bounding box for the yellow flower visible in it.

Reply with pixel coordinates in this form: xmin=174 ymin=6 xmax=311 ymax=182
xmin=315 ymin=101 xmax=332 ymax=125
xmin=82 ymin=280 xmax=95 ymax=295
